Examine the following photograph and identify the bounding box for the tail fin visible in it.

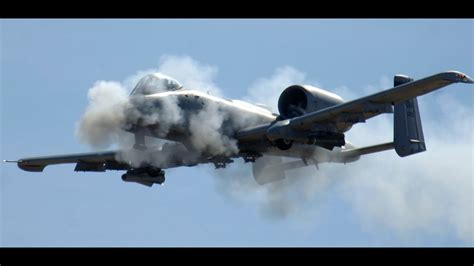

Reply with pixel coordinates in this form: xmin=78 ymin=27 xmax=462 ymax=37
xmin=393 ymin=75 xmax=426 ymax=157
xmin=335 ymin=75 xmax=427 ymax=162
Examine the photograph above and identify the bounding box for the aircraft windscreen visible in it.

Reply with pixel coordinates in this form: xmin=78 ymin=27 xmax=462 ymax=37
xmin=130 ymin=73 xmax=183 ymax=95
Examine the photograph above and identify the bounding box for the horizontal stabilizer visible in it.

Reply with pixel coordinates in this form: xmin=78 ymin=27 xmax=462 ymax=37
xmin=338 ymin=142 xmax=395 ymax=162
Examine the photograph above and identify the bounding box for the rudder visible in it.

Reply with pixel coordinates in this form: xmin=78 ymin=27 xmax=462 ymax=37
xmin=393 ymin=75 xmax=426 ymax=157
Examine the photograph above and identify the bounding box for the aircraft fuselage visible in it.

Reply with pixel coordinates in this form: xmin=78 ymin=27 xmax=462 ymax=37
xmin=121 ymin=88 xmax=361 ymax=166
xmin=124 ymin=90 xmax=278 ymax=151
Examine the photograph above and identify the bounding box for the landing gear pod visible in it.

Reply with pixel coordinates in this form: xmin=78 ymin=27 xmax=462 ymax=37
xmin=393 ymin=75 xmax=426 ymax=157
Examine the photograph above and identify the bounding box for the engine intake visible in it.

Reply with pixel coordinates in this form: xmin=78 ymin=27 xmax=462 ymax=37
xmin=278 ymin=85 xmax=344 ymax=119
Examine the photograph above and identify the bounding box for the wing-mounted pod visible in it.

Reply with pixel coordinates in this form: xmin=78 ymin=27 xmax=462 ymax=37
xmin=393 ymin=75 xmax=426 ymax=157
xmin=278 ymin=85 xmax=344 ymax=119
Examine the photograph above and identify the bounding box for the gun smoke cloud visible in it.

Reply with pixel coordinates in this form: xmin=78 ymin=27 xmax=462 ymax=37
xmin=76 ymin=55 xmax=236 ymax=156
xmin=75 ymin=81 xmax=129 ymax=149
xmin=76 ymin=55 xmax=473 ymax=244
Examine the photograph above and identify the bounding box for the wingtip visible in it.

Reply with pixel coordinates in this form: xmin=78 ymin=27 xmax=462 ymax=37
xmin=445 ymin=70 xmax=474 ymax=84
xmin=458 ymin=72 xmax=474 ymax=83
xmin=464 ymin=75 xmax=474 ymax=83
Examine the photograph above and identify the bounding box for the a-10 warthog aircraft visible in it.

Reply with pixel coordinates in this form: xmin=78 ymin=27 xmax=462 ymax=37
xmin=6 ymin=70 xmax=473 ymax=187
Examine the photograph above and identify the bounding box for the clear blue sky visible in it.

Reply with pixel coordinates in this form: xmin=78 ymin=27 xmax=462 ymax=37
xmin=1 ymin=19 xmax=473 ymax=246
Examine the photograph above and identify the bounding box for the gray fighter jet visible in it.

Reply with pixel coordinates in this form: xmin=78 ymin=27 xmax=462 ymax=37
xmin=6 ymin=71 xmax=473 ymax=187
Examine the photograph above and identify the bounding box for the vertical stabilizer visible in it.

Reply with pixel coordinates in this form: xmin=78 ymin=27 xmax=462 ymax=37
xmin=393 ymin=75 xmax=426 ymax=157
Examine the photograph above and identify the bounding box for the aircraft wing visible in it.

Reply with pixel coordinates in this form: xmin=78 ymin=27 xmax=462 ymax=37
xmin=289 ymin=71 xmax=473 ymax=130
xmin=12 ymin=151 xmax=127 ymax=172
xmin=237 ymin=71 xmax=473 ymax=145
xmin=334 ymin=142 xmax=395 ymax=163
xmin=11 ymin=142 xmax=209 ymax=173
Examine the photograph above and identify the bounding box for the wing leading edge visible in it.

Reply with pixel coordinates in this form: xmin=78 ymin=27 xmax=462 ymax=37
xmin=236 ymin=71 xmax=473 ymax=144
xmin=14 ymin=151 xmax=122 ymax=172
xmin=11 ymin=142 xmax=228 ymax=173
xmin=290 ymin=71 xmax=473 ymax=130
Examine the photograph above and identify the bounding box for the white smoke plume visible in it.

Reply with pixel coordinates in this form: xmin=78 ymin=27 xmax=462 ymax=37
xmin=122 ymin=55 xmax=221 ymax=96
xmin=75 ymin=81 xmax=129 ymax=149
xmin=157 ymin=55 xmax=222 ymax=97
xmin=244 ymin=66 xmax=308 ymax=113
xmin=75 ymin=78 xmax=182 ymax=151
xmin=76 ymin=55 xmax=242 ymax=167
xmin=211 ymin=67 xmax=333 ymax=220
xmin=75 ymin=55 xmax=472 ymax=244
xmin=335 ymin=91 xmax=473 ymax=244
xmin=188 ymin=102 xmax=239 ymax=156
xmin=213 ymin=162 xmax=326 ymax=224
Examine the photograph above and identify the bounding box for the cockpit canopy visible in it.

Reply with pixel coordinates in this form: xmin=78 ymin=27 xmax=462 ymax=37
xmin=130 ymin=73 xmax=183 ymax=96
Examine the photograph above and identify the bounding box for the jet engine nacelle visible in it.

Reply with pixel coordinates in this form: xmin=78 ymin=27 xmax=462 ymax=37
xmin=278 ymin=85 xmax=344 ymax=119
